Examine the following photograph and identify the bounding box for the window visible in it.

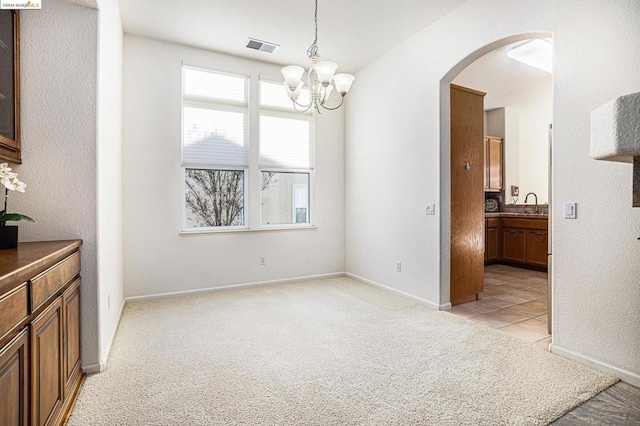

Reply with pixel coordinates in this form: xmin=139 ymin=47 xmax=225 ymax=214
xmin=181 ymin=69 xmax=314 ymax=231
xmin=182 ymin=67 xmax=248 ymax=230
xmin=259 ymin=80 xmax=313 ymax=226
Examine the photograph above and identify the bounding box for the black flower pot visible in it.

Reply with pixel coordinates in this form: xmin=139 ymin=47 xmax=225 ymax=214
xmin=0 ymin=225 xmax=18 ymax=249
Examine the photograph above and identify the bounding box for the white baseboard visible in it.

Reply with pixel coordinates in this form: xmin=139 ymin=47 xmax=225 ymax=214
xmin=82 ymin=363 xmax=101 ymax=375
xmin=551 ymin=343 xmax=640 ymax=387
xmin=345 ymin=272 xmax=444 ymax=310
xmin=125 ymin=272 xmax=346 ymax=302
xmin=82 ymin=299 xmax=126 ymax=375
xmin=98 ymin=299 xmax=126 ymax=372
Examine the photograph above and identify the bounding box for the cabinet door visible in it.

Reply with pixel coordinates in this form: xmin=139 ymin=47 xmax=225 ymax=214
xmin=31 ymin=298 xmax=64 ymax=426
xmin=486 ymin=227 xmax=499 ymax=262
xmin=487 ymin=138 xmax=503 ymax=191
xmin=62 ymin=279 xmax=81 ymax=398
xmin=502 ymin=228 xmax=526 ymax=263
xmin=0 ymin=328 xmax=29 ymax=426
xmin=483 ymin=138 xmax=489 ymax=190
xmin=526 ymin=230 xmax=549 ymax=269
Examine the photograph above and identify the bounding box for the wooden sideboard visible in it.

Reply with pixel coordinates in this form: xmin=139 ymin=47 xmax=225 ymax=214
xmin=0 ymin=240 xmax=83 ymax=426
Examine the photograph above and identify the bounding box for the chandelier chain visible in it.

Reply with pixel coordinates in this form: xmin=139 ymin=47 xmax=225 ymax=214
xmin=306 ymin=0 xmax=319 ymax=58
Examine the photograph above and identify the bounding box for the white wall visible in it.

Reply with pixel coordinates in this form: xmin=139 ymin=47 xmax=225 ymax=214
xmin=122 ymin=35 xmax=345 ymax=298
xmin=516 ymin=99 xmax=552 ymax=204
xmin=17 ymin=1 xmax=99 ymax=367
xmin=346 ymin=0 xmax=640 ymax=384
xmin=96 ymin=0 xmax=124 ymax=368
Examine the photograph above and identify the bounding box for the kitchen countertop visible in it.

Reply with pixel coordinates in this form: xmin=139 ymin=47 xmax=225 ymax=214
xmin=485 ymin=212 xmax=548 ymax=219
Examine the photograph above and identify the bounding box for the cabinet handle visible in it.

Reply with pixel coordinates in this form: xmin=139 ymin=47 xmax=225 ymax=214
xmin=534 ymin=231 xmax=546 ymax=243
xmin=508 ymin=230 xmax=518 ymax=240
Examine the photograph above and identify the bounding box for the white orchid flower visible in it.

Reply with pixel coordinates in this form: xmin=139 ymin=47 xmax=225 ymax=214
xmin=0 ymin=170 xmax=17 ymax=187
xmin=0 ymin=163 xmax=11 ymax=172
xmin=8 ymin=178 xmax=26 ymax=193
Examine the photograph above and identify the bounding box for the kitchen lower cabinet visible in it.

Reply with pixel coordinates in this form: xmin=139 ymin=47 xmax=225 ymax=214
xmin=499 ymin=218 xmax=548 ymax=270
xmin=525 ymin=230 xmax=549 ymax=269
xmin=501 ymin=228 xmax=526 ymax=264
xmin=485 ymin=218 xmax=499 ymax=264
xmin=0 ymin=241 xmax=83 ymax=426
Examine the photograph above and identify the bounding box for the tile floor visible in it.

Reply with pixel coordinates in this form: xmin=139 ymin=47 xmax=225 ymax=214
xmin=450 ymin=264 xmax=551 ymax=348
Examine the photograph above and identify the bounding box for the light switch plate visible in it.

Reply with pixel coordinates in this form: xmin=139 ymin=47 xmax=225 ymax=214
xmin=564 ymin=202 xmax=577 ymax=219
xmin=426 ymin=203 xmax=436 ymax=215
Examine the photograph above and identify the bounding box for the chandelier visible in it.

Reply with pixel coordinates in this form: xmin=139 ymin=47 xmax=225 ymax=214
xmin=281 ymin=0 xmax=355 ymax=113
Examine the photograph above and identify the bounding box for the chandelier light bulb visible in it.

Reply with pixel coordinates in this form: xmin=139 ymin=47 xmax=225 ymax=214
xmin=281 ymin=65 xmax=304 ymax=89
xmin=322 ymin=84 xmax=333 ymax=103
xmin=333 ymin=73 xmax=355 ymax=95
xmin=314 ymin=61 xmax=338 ymax=86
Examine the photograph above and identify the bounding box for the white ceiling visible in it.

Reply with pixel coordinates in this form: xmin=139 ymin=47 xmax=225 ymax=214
xmin=118 ymin=0 xmax=468 ymax=73
xmin=453 ymin=41 xmax=553 ymax=110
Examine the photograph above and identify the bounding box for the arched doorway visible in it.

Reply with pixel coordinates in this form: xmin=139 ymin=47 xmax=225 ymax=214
xmin=438 ymin=33 xmax=554 ymax=340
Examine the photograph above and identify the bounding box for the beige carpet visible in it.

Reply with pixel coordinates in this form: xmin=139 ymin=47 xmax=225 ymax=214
xmin=69 ymin=277 xmax=616 ymax=425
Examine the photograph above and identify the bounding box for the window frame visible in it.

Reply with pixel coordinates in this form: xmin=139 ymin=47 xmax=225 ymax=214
xmin=258 ymin=77 xmax=315 ymax=229
xmin=181 ymin=66 xmax=249 ymax=232
xmin=179 ymin=68 xmax=316 ymax=234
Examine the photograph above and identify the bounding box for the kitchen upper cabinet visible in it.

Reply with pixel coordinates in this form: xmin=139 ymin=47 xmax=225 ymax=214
xmin=484 ymin=136 xmax=503 ymax=192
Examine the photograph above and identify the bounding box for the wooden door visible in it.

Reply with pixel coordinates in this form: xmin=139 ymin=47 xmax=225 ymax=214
xmin=487 ymin=138 xmax=503 ymax=191
xmin=62 ymin=279 xmax=81 ymax=398
xmin=450 ymin=84 xmax=485 ymax=305
xmin=526 ymin=230 xmax=548 ymax=269
xmin=0 ymin=328 xmax=29 ymax=426
xmin=31 ymin=298 xmax=64 ymax=426
xmin=502 ymin=228 xmax=526 ymax=263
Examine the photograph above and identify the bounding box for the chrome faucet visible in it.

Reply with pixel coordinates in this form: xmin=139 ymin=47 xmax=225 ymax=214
xmin=524 ymin=192 xmax=538 ymax=214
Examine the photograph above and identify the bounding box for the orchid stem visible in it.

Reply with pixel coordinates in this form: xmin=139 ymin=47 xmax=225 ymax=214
xmin=1 ymin=188 xmax=7 ymax=227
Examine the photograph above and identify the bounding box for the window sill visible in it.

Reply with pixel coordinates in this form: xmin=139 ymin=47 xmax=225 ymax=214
xmin=180 ymin=225 xmax=318 ymax=236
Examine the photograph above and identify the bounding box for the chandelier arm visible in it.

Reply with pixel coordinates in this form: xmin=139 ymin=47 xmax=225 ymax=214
xmin=292 ymin=100 xmax=313 ymax=113
xmin=319 ymin=95 xmax=345 ymax=111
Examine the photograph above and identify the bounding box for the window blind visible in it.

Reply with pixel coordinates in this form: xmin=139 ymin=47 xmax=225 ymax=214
xmin=183 ymin=106 xmax=247 ymax=166
xmin=259 ymin=115 xmax=313 ymax=169
xmin=260 ymin=80 xmax=310 ymax=111
xmin=183 ymin=68 xmax=246 ymax=103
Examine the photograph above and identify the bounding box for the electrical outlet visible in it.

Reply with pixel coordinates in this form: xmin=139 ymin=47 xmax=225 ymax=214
xmin=260 ymin=256 xmax=266 ymax=266
xmin=107 ymin=295 xmax=110 ymax=310
xmin=396 ymin=261 xmax=402 ymax=272
xmin=425 ymin=203 xmax=436 ymax=215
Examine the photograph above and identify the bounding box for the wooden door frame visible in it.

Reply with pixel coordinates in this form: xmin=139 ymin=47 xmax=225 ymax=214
xmin=438 ymin=32 xmax=554 ymax=309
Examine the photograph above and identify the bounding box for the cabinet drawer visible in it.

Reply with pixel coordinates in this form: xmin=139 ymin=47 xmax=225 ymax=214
xmin=486 ymin=218 xmax=499 ymax=228
xmin=30 ymin=252 xmax=80 ymax=312
xmin=501 ymin=218 xmax=547 ymax=230
xmin=0 ymin=284 xmax=28 ymax=343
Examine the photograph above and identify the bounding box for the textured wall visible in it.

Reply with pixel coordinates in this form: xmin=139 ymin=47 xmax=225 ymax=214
xmin=96 ymin=0 xmax=124 ymax=368
xmin=346 ymin=0 xmax=640 ymax=382
xmin=122 ymin=35 xmax=345 ymax=298
xmin=16 ymin=1 xmax=99 ymax=367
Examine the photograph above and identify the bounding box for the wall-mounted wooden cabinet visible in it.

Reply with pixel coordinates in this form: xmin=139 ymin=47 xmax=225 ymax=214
xmin=0 ymin=241 xmax=83 ymax=426
xmin=483 ymin=136 xmax=503 ymax=192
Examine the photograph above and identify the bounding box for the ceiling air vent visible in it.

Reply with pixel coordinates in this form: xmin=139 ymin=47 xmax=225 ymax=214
xmin=246 ymin=38 xmax=279 ymax=54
